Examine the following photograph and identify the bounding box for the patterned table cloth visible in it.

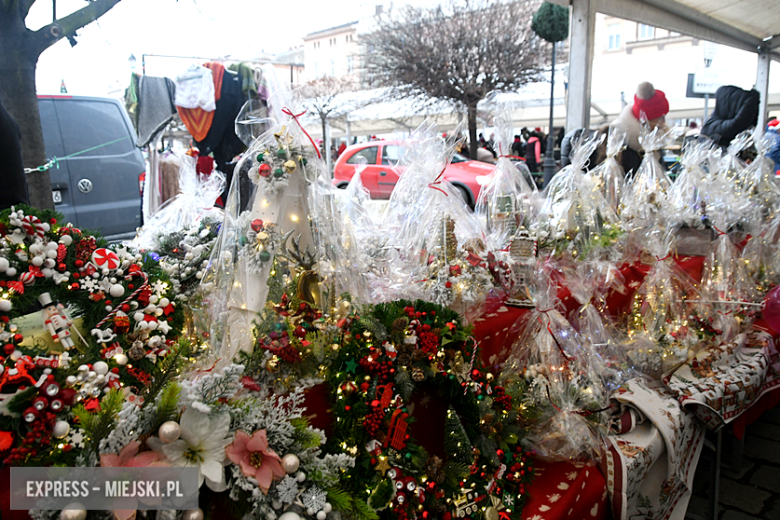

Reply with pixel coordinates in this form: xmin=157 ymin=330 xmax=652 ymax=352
xmin=664 ymin=326 xmax=780 ymax=430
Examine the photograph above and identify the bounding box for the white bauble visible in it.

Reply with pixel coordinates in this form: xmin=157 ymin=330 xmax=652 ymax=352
xmin=158 ymin=420 xmax=182 ymax=443
xmin=317 ymin=511 xmax=327 ymax=520
xmin=272 ymin=500 xmax=283 ymax=510
xmin=149 ymin=295 xmax=159 ymax=304
xmin=10 ymin=350 xmax=21 ymax=361
xmin=59 ymin=235 xmax=73 ymax=246
xmin=43 ymin=268 xmax=54 ymax=278
xmin=66 ymin=375 xmax=77 ymax=386
xmin=0 ymin=258 xmax=8 ymax=272
xmin=46 ymin=242 xmax=58 ymax=250
xmin=114 ymin=354 xmax=128 ymax=366
xmin=159 ymin=298 xmax=170 ymax=307
xmin=109 ymin=277 xmax=117 ymax=284
xmin=306 ymin=509 xmax=315 ymax=517
xmin=296 ymin=471 xmax=306 ymax=483
xmin=181 ymin=509 xmax=204 ymax=520
xmin=59 ymin=505 xmax=86 ymax=520
xmin=323 ymin=503 xmax=332 ymax=514
xmin=31 ymin=256 xmax=44 ymax=267
xmin=5 ymin=267 xmax=16 ymax=277
xmin=44 ymin=258 xmax=55 ymax=268
xmin=155 ymin=308 xmax=164 ymax=316
xmin=41 ymin=223 xmax=50 ymax=232
xmin=281 ymin=454 xmax=300 ymax=474
xmin=52 ymin=420 xmax=70 ymax=439
xmin=133 ymin=312 xmax=144 ymax=322
xmin=109 ymin=284 xmax=125 ymax=298
xmin=29 ymin=244 xmax=41 ymax=255
xmin=46 ymin=249 xmax=58 ymax=259
xmin=147 ymin=321 xmax=158 ymax=330
xmin=93 ymin=361 xmax=109 ymax=375
xmin=278 ymin=513 xmax=301 ymax=520
xmin=137 ymin=321 xmax=149 ymax=330
xmin=102 ymin=268 xmax=110 ymax=276
xmin=0 ymin=299 xmax=12 ymax=312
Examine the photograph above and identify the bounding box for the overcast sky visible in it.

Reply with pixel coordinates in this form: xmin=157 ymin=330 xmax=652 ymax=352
xmin=28 ymin=0 xmax=382 ymax=96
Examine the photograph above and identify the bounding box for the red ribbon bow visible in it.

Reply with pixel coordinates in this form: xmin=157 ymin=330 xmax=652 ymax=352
xmin=281 ymin=107 xmax=322 ymax=159
xmin=428 ymin=168 xmax=448 ymax=196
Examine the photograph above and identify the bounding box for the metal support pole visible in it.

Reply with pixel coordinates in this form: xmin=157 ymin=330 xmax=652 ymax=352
xmin=346 ymin=121 xmax=352 ymax=145
xmin=704 ymin=93 xmax=709 ymax=121
xmin=566 ymin=0 xmax=596 ymax=132
xmin=325 ymin=121 xmax=333 ymax=176
xmin=543 ymin=42 xmax=558 ymax=188
xmin=756 ymin=47 xmax=771 ymax=139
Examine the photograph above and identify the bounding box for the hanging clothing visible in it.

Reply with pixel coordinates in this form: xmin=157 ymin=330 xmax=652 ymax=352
xmin=174 ymin=64 xmax=215 ymax=110
xmin=176 ymin=63 xmax=225 ymax=142
xmin=228 ymin=62 xmax=258 ymax=102
xmin=136 ymin=76 xmax=176 ymax=147
xmin=125 ymin=72 xmax=140 ymax=126
xmin=195 ymin=68 xmax=246 ymax=172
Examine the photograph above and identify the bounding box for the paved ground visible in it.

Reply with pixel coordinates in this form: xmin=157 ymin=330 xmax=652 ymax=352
xmin=687 ymin=406 xmax=780 ymax=519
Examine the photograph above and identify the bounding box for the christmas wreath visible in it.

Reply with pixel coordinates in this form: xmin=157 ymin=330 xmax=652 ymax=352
xmin=0 ymin=205 xmax=186 ymax=467
xmin=235 ymin=290 xmax=534 ymax=520
xmin=320 ymin=300 xmax=532 ymax=520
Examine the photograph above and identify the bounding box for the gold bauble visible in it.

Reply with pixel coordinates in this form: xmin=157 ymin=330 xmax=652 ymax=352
xmin=485 ymin=372 xmax=494 ymax=383
xmin=266 ymin=355 xmax=281 ymax=372
xmin=284 ymin=160 xmax=297 ymax=174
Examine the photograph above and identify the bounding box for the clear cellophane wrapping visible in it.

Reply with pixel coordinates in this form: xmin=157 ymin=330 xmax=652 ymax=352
xmin=131 ymin=154 xmax=225 ymax=250
xmin=621 ymin=123 xmax=674 ymax=233
xmin=534 ymin=133 xmax=622 ymax=260
xmin=588 ymin=126 xmax=626 ymax=216
xmin=499 ymin=271 xmax=610 ymax=462
xmin=475 ymin=109 xmax=538 ymax=252
xmin=198 ymin=86 xmax=329 ymax=363
xmin=380 ymin=121 xmax=494 ymax=319
xmin=625 ymin=231 xmax=711 ymax=376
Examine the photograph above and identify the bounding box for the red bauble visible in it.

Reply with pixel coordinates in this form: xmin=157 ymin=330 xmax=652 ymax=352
xmin=57 ymin=263 xmax=66 ymax=272
xmin=3 ymin=344 xmax=14 ymax=355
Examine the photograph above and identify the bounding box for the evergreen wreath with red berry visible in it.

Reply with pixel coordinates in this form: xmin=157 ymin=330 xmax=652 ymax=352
xmin=0 ymin=205 xmax=186 ymax=466
xmin=318 ymin=300 xmax=534 ymax=520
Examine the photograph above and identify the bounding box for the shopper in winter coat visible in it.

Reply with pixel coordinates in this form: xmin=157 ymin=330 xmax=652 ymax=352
xmin=767 ymin=119 xmax=780 ymax=172
xmin=612 ymin=81 xmax=670 ymax=175
xmin=0 ymin=98 xmax=30 ymax=210
xmin=511 ymin=135 xmax=525 ymax=157
xmin=525 ymin=133 xmax=541 ymax=172
xmin=701 ymin=85 xmax=760 ymax=149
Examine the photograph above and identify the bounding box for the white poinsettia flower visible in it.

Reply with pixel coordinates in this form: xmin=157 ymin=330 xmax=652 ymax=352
xmin=161 ymin=407 xmax=232 ymax=491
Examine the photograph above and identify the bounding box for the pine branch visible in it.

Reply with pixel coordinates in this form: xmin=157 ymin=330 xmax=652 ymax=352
xmin=141 ymin=339 xmax=192 ymax=407
xmin=72 ymin=389 xmax=125 ymax=459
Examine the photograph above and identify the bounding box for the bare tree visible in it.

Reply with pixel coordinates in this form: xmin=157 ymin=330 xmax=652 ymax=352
xmin=362 ymin=0 xmax=545 ymax=158
xmin=1 ymin=0 xmax=125 ymax=209
xmin=301 ymin=76 xmax=372 ymax=171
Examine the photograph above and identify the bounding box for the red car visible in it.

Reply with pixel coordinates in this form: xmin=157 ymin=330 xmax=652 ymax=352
xmin=332 ymin=140 xmax=496 ymax=207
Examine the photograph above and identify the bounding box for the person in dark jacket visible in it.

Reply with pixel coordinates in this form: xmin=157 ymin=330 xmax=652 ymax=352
xmin=701 ymin=85 xmax=760 ymax=149
xmin=0 ymin=98 xmax=30 ymax=209
xmin=511 ymin=135 xmax=525 ymax=157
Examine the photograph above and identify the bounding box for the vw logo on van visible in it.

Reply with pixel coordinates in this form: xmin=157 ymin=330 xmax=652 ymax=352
xmin=77 ymin=179 xmax=93 ymax=193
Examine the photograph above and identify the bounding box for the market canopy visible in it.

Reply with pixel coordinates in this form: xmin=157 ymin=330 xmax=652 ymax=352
xmin=553 ymin=0 xmax=779 ymax=132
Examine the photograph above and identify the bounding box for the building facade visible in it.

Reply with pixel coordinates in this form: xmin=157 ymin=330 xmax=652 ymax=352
xmin=303 ymin=21 xmax=360 ymax=80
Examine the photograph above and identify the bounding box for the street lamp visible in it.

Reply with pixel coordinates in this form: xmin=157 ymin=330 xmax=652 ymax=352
xmin=128 ymin=53 xmax=137 ymax=71
xmin=532 ymin=2 xmax=570 ymax=188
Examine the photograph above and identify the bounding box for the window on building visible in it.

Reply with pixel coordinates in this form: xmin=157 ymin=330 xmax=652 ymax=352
xmin=607 ymin=23 xmax=621 ymax=50
xmin=330 ymin=59 xmax=335 ymax=76
xmin=638 ymin=24 xmax=655 ymax=40
xmin=347 ymin=56 xmax=353 ymax=73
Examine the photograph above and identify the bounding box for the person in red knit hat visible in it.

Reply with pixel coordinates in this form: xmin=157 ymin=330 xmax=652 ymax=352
xmin=612 ymin=81 xmax=670 ymax=175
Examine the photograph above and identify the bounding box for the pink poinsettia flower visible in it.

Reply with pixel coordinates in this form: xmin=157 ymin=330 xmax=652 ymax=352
xmin=101 ymin=441 xmax=170 ymax=468
xmin=101 ymin=441 xmax=169 ymax=520
xmin=225 ymin=430 xmax=285 ymax=493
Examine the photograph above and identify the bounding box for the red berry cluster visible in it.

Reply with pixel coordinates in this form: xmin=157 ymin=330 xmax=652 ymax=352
xmin=4 ymin=416 xmax=52 ymax=465
xmin=277 ymin=345 xmax=302 ymax=364
xmin=358 ymin=357 xmax=393 ymax=383
xmin=363 ymin=405 xmax=385 ymax=437
xmin=241 ymin=376 xmax=262 ymax=392
xmin=127 ymin=367 xmax=150 ymax=383
xmin=492 ymin=386 xmax=512 ymax=411
xmin=403 ymin=307 xmax=435 ymax=320
xmin=417 ymin=327 xmax=439 ymax=355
